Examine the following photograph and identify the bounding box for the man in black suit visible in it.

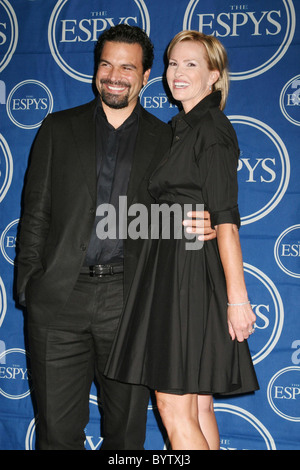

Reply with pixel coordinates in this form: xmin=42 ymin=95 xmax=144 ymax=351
xmin=17 ymin=25 xmax=215 ymax=450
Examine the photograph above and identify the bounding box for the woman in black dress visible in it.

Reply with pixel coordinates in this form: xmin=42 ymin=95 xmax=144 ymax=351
xmin=105 ymin=31 xmax=259 ymax=450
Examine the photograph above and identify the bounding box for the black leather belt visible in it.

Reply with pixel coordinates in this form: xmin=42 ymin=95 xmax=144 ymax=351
xmin=80 ymin=263 xmax=124 ymax=277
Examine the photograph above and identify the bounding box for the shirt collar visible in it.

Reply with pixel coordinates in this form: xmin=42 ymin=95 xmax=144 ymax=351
xmin=172 ymin=91 xmax=222 ymax=129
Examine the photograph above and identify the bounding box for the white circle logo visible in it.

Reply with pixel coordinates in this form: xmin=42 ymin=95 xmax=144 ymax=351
xmin=0 ymin=348 xmax=32 ymax=399
xmin=183 ymin=0 xmax=295 ymax=80
xmin=0 ymin=218 xmax=18 ymax=265
xmin=267 ymin=366 xmax=300 ymax=422
xmin=274 ymin=225 xmax=300 ymax=278
xmin=25 ymin=417 xmax=36 ymax=450
xmin=229 ymin=116 xmax=290 ymax=225
xmin=214 ymin=403 xmax=276 ymax=449
xmin=0 ymin=134 xmax=13 ymax=203
xmin=244 ymin=263 xmax=284 ymax=365
xmin=0 ymin=277 xmax=7 ymax=328
xmin=139 ymin=76 xmax=179 ymax=123
xmin=280 ymin=75 xmax=300 ymax=126
xmin=48 ymin=0 xmax=150 ymax=83
xmin=6 ymin=80 xmax=53 ymax=129
xmin=0 ymin=0 xmax=18 ymax=73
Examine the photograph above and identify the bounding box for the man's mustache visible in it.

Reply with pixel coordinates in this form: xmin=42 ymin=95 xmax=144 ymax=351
xmin=100 ymin=79 xmax=131 ymax=89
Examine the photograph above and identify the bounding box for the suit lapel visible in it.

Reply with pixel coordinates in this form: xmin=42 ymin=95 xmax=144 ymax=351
xmin=70 ymin=100 xmax=97 ymax=203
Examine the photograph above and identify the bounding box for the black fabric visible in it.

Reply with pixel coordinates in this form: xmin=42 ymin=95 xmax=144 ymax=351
xmin=17 ymin=97 xmax=172 ymax=450
xmin=105 ymin=92 xmax=259 ymax=395
xmin=27 ymin=273 xmax=149 ymax=450
xmin=84 ymin=99 xmax=139 ymax=266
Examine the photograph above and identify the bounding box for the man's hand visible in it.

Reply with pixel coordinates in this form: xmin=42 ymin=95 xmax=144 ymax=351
xmin=183 ymin=211 xmax=216 ymax=241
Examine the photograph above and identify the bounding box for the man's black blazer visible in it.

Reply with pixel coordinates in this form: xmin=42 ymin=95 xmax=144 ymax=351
xmin=17 ymin=98 xmax=172 ymax=323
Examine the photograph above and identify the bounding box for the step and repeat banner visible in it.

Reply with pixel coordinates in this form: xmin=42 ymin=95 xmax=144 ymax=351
xmin=0 ymin=0 xmax=300 ymax=451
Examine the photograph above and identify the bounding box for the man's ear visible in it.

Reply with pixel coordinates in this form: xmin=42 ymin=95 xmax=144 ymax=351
xmin=143 ymin=68 xmax=151 ymax=86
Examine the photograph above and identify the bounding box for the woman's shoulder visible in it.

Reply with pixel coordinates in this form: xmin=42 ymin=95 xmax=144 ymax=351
xmin=199 ymin=107 xmax=238 ymax=149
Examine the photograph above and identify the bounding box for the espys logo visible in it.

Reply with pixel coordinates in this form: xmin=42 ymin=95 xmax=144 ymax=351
xmin=139 ymin=77 xmax=179 ymax=123
xmin=274 ymin=225 xmax=300 ymax=278
xmin=0 ymin=134 xmax=13 ymax=203
xmin=280 ymin=75 xmax=300 ymax=126
xmin=0 ymin=348 xmax=32 ymax=399
xmin=215 ymin=403 xmax=276 ymax=450
xmin=229 ymin=116 xmax=290 ymax=225
xmin=267 ymin=366 xmax=300 ymax=422
xmin=0 ymin=0 xmax=18 ymax=73
xmin=6 ymin=80 xmax=53 ymax=129
xmin=183 ymin=0 xmax=295 ymax=80
xmin=0 ymin=218 xmax=18 ymax=265
xmin=48 ymin=0 xmax=150 ymax=83
xmin=244 ymin=263 xmax=284 ymax=365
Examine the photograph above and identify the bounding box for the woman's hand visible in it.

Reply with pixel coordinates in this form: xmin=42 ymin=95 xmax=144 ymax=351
xmin=227 ymin=303 xmax=256 ymax=342
xmin=182 ymin=210 xmax=217 ymax=240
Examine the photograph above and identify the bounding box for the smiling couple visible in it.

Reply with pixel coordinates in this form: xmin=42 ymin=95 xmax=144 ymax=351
xmin=17 ymin=25 xmax=258 ymax=451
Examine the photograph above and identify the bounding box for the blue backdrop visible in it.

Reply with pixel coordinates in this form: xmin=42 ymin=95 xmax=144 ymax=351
xmin=0 ymin=0 xmax=300 ymax=451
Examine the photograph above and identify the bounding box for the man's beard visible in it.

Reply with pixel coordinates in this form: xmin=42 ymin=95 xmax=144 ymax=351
xmin=99 ymin=79 xmax=131 ymax=109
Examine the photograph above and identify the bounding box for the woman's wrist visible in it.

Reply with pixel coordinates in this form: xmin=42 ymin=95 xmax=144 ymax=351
xmin=227 ymin=300 xmax=250 ymax=306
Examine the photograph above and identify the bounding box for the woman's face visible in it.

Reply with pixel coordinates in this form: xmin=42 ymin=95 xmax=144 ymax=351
xmin=166 ymin=40 xmax=219 ymax=113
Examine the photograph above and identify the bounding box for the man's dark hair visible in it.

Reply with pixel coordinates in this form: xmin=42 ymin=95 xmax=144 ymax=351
xmin=95 ymin=24 xmax=154 ymax=72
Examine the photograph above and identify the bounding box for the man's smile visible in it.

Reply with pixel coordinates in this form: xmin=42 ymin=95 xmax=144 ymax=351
xmin=101 ymin=80 xmax=130 ymax=94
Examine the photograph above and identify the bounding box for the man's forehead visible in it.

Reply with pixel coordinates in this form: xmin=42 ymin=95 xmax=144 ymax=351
xmin=102 ymin=41 xmax=142 ymax=55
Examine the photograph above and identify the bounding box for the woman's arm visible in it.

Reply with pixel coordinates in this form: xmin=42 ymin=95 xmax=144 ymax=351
xmin=215 ymin=223 xmax=256 ymax=342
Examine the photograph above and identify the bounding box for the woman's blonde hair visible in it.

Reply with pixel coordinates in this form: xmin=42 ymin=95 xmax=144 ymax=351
xmin=167 ymin=30 xmax=229 ymax=110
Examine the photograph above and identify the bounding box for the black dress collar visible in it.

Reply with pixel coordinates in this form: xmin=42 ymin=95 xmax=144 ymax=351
xmin=172 ymin=91 xmax=222 ymax=128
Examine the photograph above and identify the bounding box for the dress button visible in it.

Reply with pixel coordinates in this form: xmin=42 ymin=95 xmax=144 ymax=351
xmin=80 ymin=244 xmax=86 ymax=251
xmin=175 ymin=135 xmax=180 ymax=141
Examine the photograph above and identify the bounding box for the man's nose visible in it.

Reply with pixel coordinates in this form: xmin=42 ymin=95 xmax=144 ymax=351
xmin=108 ymin=66 xmax=122 ymax=82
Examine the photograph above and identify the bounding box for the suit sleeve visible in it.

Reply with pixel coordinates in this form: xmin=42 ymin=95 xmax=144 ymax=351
xmin=17 ymin=115 xmax=53 ymax=300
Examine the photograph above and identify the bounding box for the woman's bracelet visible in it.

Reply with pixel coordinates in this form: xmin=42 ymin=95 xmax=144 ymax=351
xmin=227 ymin=300 xmax=250 ymax=306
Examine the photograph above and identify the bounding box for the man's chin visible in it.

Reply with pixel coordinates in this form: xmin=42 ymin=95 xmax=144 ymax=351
xmin=105 ymin=101 xmax=129 ymax=110
xmin=101 ymin=92 xmax=129 ymax=110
